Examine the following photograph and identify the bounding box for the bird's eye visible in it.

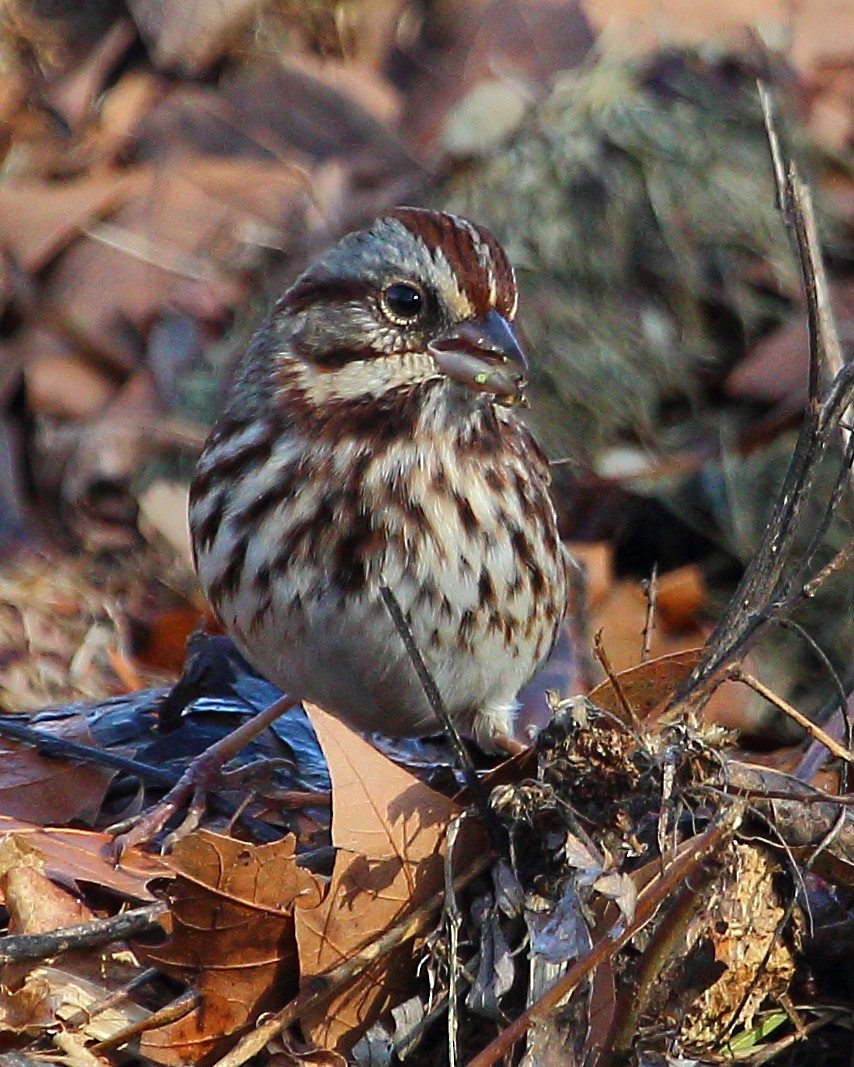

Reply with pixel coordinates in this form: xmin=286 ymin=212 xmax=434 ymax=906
xmin=380 ymin=282 xmax=424 ymax=324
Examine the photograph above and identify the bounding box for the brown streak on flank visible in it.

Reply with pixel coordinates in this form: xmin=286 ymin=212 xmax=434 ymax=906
xmin=477 ymin=568 xmax=495 ymax=609
xmin=248 ymin=563 xmax=273 ymax=634
xmin=272 ymin=517 xmax=314 ymax=570
xmin=453 ymin=491 xmax=478 ymax=537
xmin=208 ymin=533 xmax=249 ymax=609
xmin=191 ymin=430 xmax=274 ymax=500
xmin=193 ymin=490 xmax=226 ymax=553
xmin=232 ymin=468 xmax=302 ymax=535
xmin=333 ymin=513 xmax=384 ymax=594
xmin=486 ymin=607 xmax=502 ymax=637
xmin=529 ymin=564 xmax=546 ymax=599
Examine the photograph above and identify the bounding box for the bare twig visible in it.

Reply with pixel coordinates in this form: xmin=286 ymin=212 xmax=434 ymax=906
xmin=465 ymin=813 xmax=738 ymax=1067
xmin=667 ymin=88 xmax=854 ymax=718
xmin=803 ymin=534 xmax=854 ymax=598
xmin=444 ymin=816 xmax=465 ymax=1067
xmin=593 ymin=631 xmax=642 ymax=731
xmin=91 ymin=990 xmax=199 ymax=1054
xmin=0 ymin=715 xmax=178 ymax=788
xmin=728 ymin=668 xmax=854 ymax=767
xmin=640 ymin=563 xmax=659 ymax=663
xmin=379 ymin=584 xmax=507 ymax=851
xmin=604 ymin=861 xmax=718 ymax=1060
xmin=0 ymin=903 xmax=167 ymax=966
xmin=60 ymin=967 xmax=161 ymax=1032
xmin=760 ymin=84 xmax=853 ymax=487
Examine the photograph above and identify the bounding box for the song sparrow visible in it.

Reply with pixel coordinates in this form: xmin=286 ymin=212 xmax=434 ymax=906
xmin=113 ymin=208 xmax=568 ymax=850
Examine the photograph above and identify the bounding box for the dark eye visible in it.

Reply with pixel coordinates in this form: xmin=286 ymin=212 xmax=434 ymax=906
xmin=381 ymin=282 xmax=424 ymax=324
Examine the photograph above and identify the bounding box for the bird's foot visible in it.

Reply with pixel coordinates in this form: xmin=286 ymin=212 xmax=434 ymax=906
xmin=109 ymin=693 xmax=295 ymax=859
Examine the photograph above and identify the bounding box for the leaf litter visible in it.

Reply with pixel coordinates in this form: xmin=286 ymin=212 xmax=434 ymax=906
xmin=0 ymin=0 xmax=851 ymax=1064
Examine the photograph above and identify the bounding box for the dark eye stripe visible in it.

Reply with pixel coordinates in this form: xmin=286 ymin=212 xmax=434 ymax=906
xmin=281 ymin=277 xmax=371 ymax=314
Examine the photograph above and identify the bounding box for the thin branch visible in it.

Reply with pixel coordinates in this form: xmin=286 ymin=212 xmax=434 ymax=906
xmin=379 ymin=584 xmax=506 ymax=851
xmin=640 ymin=564 xmax=659 ymax=663
xmin=728 ymin=668 xmax=854 ymax=767
xmin=444 ymin=816 xmax=465 ymax=1067
xmin=761 ymin=83 xmax=853 ymax=491
xmin=60 ymin=967 xmax=160 ymax=1032
xmin=0 ymin=903 xmax=167 ymax=966
xmin=91 ymin=990 xmax=199 ymax=1054
xmin=667 ymin=88 xmax=854 ymax=717
xmin=593 ymin=631 xmax=642 ymax=731
xmin=803 ymin=534 xmax=854 ymax=598
xmin=0 ymin=715 xmax=178 ymax=788
xmin=465 ymin=814 xmax=737 ymax=1067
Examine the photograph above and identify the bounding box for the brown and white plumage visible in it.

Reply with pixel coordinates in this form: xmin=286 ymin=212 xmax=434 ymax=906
xmin=189 ymin=207 xmax=568 ymax=749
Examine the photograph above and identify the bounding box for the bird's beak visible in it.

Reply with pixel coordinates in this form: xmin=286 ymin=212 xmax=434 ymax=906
xmin=429 ymin=311 xmax=528 ymax=404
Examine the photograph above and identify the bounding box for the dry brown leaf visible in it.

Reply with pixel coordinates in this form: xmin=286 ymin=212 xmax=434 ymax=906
xmin=655 ymin=565 xmax=707 ymax=633
xmin=0 ymin=173 xmax=134 ymax=274
xmin=278 ymin=54 xmax=402 ymax=125
xmin=30 ymin=963 xmax=152 ymax=1043
xmin=139 ymin=830 xmax=323 ymax=1067
xmin=137 ymin=480 xmax=192 ymax=567
xmin=42 ymin=160 xmax=304 ymax=367
xmin=588 ymin=643 xmax=751 ymax=733
xmin=0 ymin=862 xmax=95 ymax=992
xmin=0 ymin=972 xmax=55 ymax=1035
xmin=44 ymin=17 xmax=138 ymax=130
xmin=295 ymin=705 xmax=464 ymax=1053
xmin=589 ymin=647 xmax=704 ymax=720
xmin=0 ymin=715 xmax=114 ymax=826
xmin=3 ymin=863 xmax=94 ymax=936
xmin=726 ymin=280 xmax=854 ymax=412
xmin=22 ymin=329 xmax=115 ymax=420
xmin=0 ymin=817 xmax=169 ymax=901
xmin=128 ymin=0 xmax=262 ymax=75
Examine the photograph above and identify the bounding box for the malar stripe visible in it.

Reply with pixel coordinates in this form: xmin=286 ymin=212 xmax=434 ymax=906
xmin=305 ymin=344 xmax=383 ymax=369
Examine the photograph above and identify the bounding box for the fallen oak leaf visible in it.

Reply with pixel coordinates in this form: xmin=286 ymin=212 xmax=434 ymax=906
xmin=138 ymin=830 xmax=323 ymax=1067
xmin=588 ymin=647 xmax=705 ymax=722
xmin=0 ymin=817 xmax=169 ymax=901
xmin=295 ymin=704 xmax=470 ymax=1054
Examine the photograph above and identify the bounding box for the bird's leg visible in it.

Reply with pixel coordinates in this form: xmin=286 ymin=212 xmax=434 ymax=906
xmin=109 ymin=694 xmax=295 ymax=858
xmin=491 ymin=734 xmax=526 ymax=757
